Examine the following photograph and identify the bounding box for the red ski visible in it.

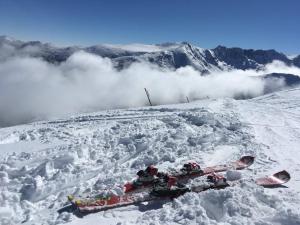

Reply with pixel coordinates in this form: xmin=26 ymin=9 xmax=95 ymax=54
xmin=124 ymin=155 xmax=254 ymax=193
xmin=255 ymin=170 xmax=290 ymax=187
xmin=66 ymin=170 xmax=290 ymax=214
xmin=69 ymin=194 xmax=150 ymax=213
xmin=68 ymin=177 xmax=229 ymax=213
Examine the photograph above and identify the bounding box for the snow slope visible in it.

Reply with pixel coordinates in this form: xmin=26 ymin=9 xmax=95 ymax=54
xmin=1 ymin=89 xmax=300 ymax=225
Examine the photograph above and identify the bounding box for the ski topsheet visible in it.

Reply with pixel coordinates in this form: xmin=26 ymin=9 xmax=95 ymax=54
xmin=71 ymin=183 xmax=228 ymax=213
xmin=124 ymin=155 xmax=255 ymax=193
xmin=71 ymin=194 xmax=150 ymax=213
xmin=69 ymin=156 xmax=255 ymax=201
xmin=173 ymin=155 xmax=254 ymax=179
xmin=69 ymin=170 xmax=290 ymax=213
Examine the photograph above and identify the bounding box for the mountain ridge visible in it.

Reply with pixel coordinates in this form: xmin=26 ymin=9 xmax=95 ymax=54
xmin=0 ymin=35 xmax=299 ymax=74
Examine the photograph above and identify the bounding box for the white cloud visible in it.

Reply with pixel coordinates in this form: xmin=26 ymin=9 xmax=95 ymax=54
xmin=263 ymin=60 xmax=300 ymax=76
xmin=0 ymin=51 xmax=293 ymax=127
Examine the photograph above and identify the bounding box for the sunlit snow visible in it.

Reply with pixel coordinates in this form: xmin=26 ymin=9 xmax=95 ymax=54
xmin=1 ymin=88 xmax=300 ymax=225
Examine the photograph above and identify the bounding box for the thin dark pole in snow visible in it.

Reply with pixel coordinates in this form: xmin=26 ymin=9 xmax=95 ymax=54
xmin=186 ymin=96 xmax=190 ymax=103
xmin=144 ymin=88 xmax=153 ymax=106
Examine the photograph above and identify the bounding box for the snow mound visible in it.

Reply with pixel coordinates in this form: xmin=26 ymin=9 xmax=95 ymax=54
xmin=138 ymin=183 xmax=300 ymax=225
xmin=226 ymin=170 xmax=242 ymax=181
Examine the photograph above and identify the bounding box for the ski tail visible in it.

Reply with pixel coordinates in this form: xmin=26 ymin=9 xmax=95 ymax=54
xmin=71 ymin=193 xmax=157 ymax=213
xmin=74 ymin=195 xmax=136 ymax=212
xmin=255 ymin=170 xmax=291 ymax=187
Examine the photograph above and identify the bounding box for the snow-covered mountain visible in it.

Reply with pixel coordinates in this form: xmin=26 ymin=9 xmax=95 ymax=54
xmin=1 ymin=35 xmax=299 ymax=74
xmin=262 ymin=73 xmax=300 ymax=93
xmin=1 ymin=88 xmax=300 ymax=225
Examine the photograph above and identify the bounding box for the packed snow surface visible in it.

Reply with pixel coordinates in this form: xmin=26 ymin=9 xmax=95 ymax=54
xmin=1 ymin=88 xmax=300 ymax=225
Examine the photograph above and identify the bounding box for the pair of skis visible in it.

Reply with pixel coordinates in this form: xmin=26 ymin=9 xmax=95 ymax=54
xmin=68 ymin=156 xmax=254 ymax=202
xmin=68 ymin=170 xmax=290 ymax=213
xmin=124 ymin=156 xmax=255 ymax=193
xmin=64 ymin=156 xmax=290 ymax=213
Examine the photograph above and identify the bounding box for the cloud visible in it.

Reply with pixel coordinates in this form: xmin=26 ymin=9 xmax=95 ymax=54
xmin=0 ymin=51 xmax=294 ymax=127
xmin=263 ymin=60 xmax=300 ymax=76
xmin=0 ymin=41 xmax=42 ymax=61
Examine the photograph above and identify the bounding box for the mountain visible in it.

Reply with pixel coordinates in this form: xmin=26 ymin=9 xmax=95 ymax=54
xmin=213 ymin=46 xmax=291 ymax=70
xmin=264 ymin=73 xmax=300 ymax=86
xmin=262 ymin=73 xmax=300 ymax=94
xmin=1 ymin=35 xmax=299 ymax=74
xmin=293 ymin=55 xmax=300 ymax=67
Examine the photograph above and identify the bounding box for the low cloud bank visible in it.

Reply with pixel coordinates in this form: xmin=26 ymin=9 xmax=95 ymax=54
xmin=0 ymin=51 xmax=299 ymax=127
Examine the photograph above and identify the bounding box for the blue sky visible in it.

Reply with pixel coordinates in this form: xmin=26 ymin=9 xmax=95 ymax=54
xmin=0 ymin=0 xmax=299 ymax=54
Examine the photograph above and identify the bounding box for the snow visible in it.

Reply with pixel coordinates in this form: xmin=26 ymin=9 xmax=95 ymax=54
xmin=226 ymin=170 xmax=242 ymax=181
xmin=102 ymin=43 xmax=165 ymax=52
xmin=1 ymin=88 xmax=300 ymax=225
xmin=101 ymin=42 xmax=188 ymax=53
xmin=287 ymin=54 xmax=298 ymax=60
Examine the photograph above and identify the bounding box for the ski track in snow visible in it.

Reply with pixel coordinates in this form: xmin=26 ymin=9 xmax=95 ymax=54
xmin=0 ymin=89 xmax=300 ymax=225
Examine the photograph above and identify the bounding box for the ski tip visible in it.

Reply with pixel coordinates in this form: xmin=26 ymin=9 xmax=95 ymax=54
xmin=240 ymin=156 xmax=255 ymax=166
xmin=256 ymin=170 xmax=291 ymax=187
xmin=273 ymin=170 xmax=291 ymax=183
